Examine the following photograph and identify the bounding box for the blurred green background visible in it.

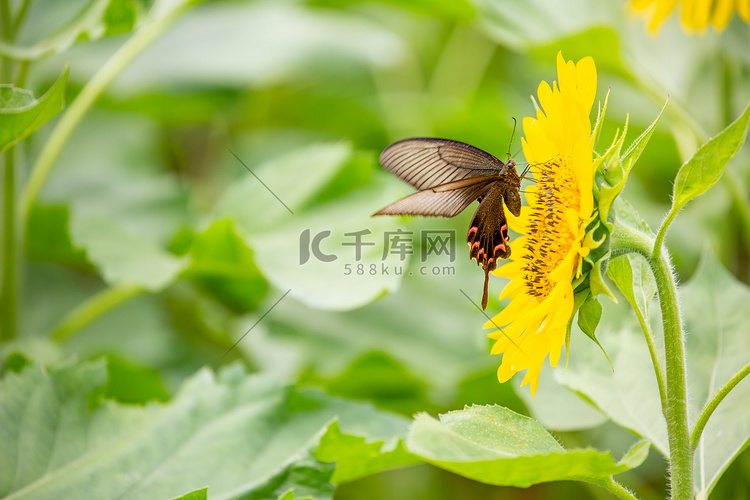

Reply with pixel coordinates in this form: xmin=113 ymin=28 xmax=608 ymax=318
xmin=5 ymin=0 xmax=750 ymax=498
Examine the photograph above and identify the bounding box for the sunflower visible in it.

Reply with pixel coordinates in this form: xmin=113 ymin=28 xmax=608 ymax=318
xmin=485 ymin=53 xmax=597 ymax=396
xmin=631 ymin=0 xmax=750 ymax=32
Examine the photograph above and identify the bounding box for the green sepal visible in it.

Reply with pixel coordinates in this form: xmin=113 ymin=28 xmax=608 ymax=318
xmin=590 ymin=88 xmax=610 ymax=151
xmin=622 ymin=98 xmax=668 ymax=176
xmin=589 ymin=255 xmax=616 ymax=302
xmin=581 ymin=215 xmax=616 ymax=302
xmin=594 ymin=119 xmax=627 ymax=228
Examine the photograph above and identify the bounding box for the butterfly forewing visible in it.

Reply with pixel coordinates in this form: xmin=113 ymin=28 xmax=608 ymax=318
xmin=380 ymin=138 xmax=506 ymax=191
xmin=374 ymin=176 xmax=499 ymax=218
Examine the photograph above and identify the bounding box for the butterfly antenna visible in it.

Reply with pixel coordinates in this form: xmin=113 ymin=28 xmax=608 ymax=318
xmin=507 ymin=117 xmax=517 ymax=161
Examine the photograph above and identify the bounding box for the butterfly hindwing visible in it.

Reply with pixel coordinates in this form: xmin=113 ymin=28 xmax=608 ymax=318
xmin=467 ymin=184 xmax=513 ymax=309
xmin=373 ymin=176 xmax=499 ymax=218
xmin=379 ymin=138 xmax=506 ymax=191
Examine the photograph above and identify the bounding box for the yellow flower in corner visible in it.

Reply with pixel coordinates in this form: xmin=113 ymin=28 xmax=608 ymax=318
xmin=631 ymin=0 xmax=750 ymax=32
xmin=485 ymin=53 xmax=597 ymax=396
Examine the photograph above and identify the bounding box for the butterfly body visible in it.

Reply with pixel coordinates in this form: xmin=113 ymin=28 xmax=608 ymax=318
xmin=373 ymin=138 xmax=521 ymax=309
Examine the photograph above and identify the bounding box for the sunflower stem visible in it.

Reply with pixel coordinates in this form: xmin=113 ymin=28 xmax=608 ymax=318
xmin=612 ymin=221 xmax=693 ymax=500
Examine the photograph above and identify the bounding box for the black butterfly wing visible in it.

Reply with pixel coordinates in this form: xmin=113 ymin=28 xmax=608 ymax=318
xmin=467 ymin=184 xmax=513 ymax=309
xmin=380 ymin=138 xmax=506 ymax=191
xmin=373 ymin=176 xmax=499 ymax=218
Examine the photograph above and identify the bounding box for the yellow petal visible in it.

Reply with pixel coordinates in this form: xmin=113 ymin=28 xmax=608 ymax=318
xmin=649 ymin=0 xmax=680 ymax=30
xmin=739 ymin=0 xmax=750 ymax=20
xmin=711 ymin=0 xmax=735 ymax=29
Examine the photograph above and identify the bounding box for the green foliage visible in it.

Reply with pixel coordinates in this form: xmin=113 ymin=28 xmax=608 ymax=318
xmin=682 ymin=251 xmax=750 ymax=497
xmin=0 ymin=0 xmax=146 ymax=60
xmin=70 ymin=213 xmax=187 ymax=291
xmin=577 ymin=295 xmax=603 ymax=341
xmin=184 ymin=219 xmax=268 ymax=313
xmin=406 ymin=405 xmax=648 ymax=487
xmin=671 ymin=100 xmax=750 ymax=212
xmin=0 ymin=359 xmax=409 ymax=500
xmin=3 ymin=0 xmax=750 ymax=499
xmin=315 ymin=421 xmax=418 ymax=483
xmin=171 ymin=488 xmax=207 ymax=500
xmin=0 ymin=68 xmax=67 ymax=152
xmin=25 ymin=204 xmax=89 ymax=268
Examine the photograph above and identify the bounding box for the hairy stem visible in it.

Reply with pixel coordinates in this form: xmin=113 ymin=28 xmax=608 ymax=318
xmin=612 ymin=222 xmax=693 ymax=500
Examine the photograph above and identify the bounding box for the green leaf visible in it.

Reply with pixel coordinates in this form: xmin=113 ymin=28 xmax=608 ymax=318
xmin=0 ymin=359 xmax=410 ymax=500
xmin=315 ymin=420 xmax=418 ymax=484
xmin=103 ymin=0 xmax=143 ymax=36
xmin=474 ymin=2 xmax=623 ymax=51
xmin=258 ymin=257 xmax=497 ymax=393
xmin=88 ymin=2 xmax=404 ymax=93
xmin=40 ymin=113 xmax=191 ymax=287
xmin=0 ymin=67 xmax=68 ymax=153
xmin=672 ymin=100 xmax=750 ymax=212
xmin=560 ymin=304 xmax=669 ymax=456
xmin=171 ymin=488 xmax=207 ymax=500
xmin=406 ymin=405 xmax=646 ymax=488
xmin=184 ymin=219 xmax=269 ymax=313
xmin=530 ymin=27 xmax=630 ymax=81
xmin=214 ymin=141 xmax=407 ymax=311
xmin=607 ymin=252 xmax=657 ymax=327
xmin=613 ymin=198 xmax=653 ymax=234
xmin=618 ymin=440 xmax=651 ymax=470
xmin=0 ymin=1 xmax=144 ymax=60
xmin=25 ymin=204 xmax=89 ymax=268
xmin=574 ymin=292 xmax=612 ymax=372
xmin=70 ymin=213 xmax=187 ymax=292
xmin=516 ymin=365 xmax=608 ymax=432
xmin=682 ymin=249 xmax=750 ymax=497
xmin=0 ymin=0 xmax=144 ymax=61
xmin=215 ymin=142 xmax=353 ymax=233
xmin=577 ymin=295 xmax=603 ymax=339
xmin=104 ymin=355 xmax=169 ymax=403
xmin=305 ymin=351 xmax=430 ymax=416
xmin=306 ymin=0 xmax=475 ymax=21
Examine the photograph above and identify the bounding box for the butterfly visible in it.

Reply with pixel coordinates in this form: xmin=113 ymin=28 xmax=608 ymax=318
xmin=373 ymin=138 xmax=522 ymax=310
